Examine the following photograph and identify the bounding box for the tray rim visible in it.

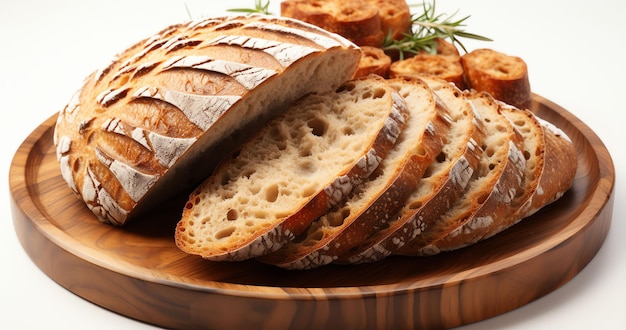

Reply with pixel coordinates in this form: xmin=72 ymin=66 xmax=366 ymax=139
xmin=9 ymin=93 xmax=616 ymax=320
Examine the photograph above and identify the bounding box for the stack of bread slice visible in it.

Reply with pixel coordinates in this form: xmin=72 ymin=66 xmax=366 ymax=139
xmin=175 ymin=73 xmax=577 ymax=269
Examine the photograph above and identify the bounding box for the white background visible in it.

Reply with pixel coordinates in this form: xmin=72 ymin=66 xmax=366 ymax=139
xmin=1 ymin=0 xmax=624 ymax=328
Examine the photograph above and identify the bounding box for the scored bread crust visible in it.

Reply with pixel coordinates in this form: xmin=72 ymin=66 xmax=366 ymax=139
xmin=397 ymin=90 xmax=526 ymax=256
xmin=461 ymin=48 xmax=532 ymax=110
xmin=53 ymin=14 xmax=361 ymax=226
xmin=258 ymin=77 xmax=450 ymax=269
xmin=175 ymin=76 xmax=410 ymax=261
xmin=445 ymin=103 xmax=575 ymax=246
xmin=521 ymin=114 xmax=577 ymax=217
xmin=337 ymin=77 xmax=486 ymax=264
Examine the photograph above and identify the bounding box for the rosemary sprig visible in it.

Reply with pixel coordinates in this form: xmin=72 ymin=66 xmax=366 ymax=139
xmin=227 ymin=0 xmax=273 ymax=15
xmin=383 ymin=1 xmax=492 ymax=60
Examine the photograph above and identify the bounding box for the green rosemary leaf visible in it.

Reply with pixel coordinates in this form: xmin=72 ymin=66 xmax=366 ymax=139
xmin=227 ymin=0 xmax=273 ymax=15
xmin=384 ymin=0 xmax=491 ymax=58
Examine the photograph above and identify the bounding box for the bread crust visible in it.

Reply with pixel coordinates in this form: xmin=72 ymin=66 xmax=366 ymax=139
xmin=338 ymin=77 xmax=486 ymax=263
xmin=53 ymin=15 xmax=361 ymax=226
xmin=461 ymin=48 xmax=532 ymax=109
xmin=396 ymin=91 xmax=526 ymax=255
xmin=175 ymin=76 xmax=410 ymax=261
xmin=258 ymin=77 xmax=449 ymax=269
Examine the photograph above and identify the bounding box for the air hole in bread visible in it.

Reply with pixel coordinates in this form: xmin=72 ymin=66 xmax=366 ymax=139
xmin=523 ymin=150 xmax=531 ymax=160
xmin=513 ymin=119 xmax=525 ymax=127
xmin=488 ymin=162 xmax=497 ymax=171
xmin=436 ymin=151 xmax=447 ymax=163
xmin=307 ymin=116 xmax=328 ymax=136
xmin=265 ymin=184 xmax=279 ymax=202
xmin=297 ymin=160 xmax=316 ymax=176
xmin=73 ymin=158 xmax=82 ymax=172
xmin=299 ymin=142 xmax=313 ymax=157
xmin=276 ymin=141 xmax=287 ymax=151
xmin=327 ymin=208 xmax=350 ymax=227
xmin=342 ymin=126 xmax=355 ymax=135
xmin=362 ymin=91 xmax=373 ymax=99
xmin=226 ymin=209 xmax=238 ymax=221
xmin=408 ymin=200 xmax=423 ymax=210
xmin=486 ymin=147 xmax=495 ymax=157
xmin=373 ymin=88 xmax=386 ymax=99
xmin=337 ymin=82 xmax=356 ymax=92
xmin=245 ymin=220 xmax=254 ymax=227
xmin=495 ymin=124 xmax=507 ymax=132
xmin=215 ymin=227 xmax=236 ymax=240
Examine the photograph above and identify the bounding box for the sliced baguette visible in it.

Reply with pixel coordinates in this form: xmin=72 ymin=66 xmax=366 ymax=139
xmin=280 ymin=0 xmax=385 ymax=47
xmin=175 ymin=76 xmax=410 ymax=261
xmin=399 ymin=90 xmax=526 ymax=256
xmin=338 ymin=77 xmax=485 ymax=264
xmin=258 ymin=77 xmax=449 ymax=269
xmin=354 ymin=46 xmax=392 ymax=78
xmin=461 ymin=48 xmax=532 ymax=110
xmin=390 ymin=54 xmax=466 ymax=90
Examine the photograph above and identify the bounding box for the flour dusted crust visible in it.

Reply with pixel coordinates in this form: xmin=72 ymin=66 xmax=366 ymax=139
xmin=413 ymin=91 xmax=526 ymax=255
xmin=175 ymin=76 xmax=410 ymax=261
xmin=338 ymin=77 xmax=485 ymax=264
xmin=258 ymin=77 xmax=449 ymax=269
xmin=54 ymin=14 xmax=361 ymax=225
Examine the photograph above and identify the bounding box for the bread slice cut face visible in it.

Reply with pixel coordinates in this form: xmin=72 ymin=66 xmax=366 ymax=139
xmin=175 ymin=76 xmax=410 ymax=261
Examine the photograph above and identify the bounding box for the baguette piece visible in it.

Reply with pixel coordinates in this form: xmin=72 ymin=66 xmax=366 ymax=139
xmin=461 ymin=48 xmax=532 ymax=109
xmin=53 ymin=15 xmax=361 ymax=225
xmin=258 ymin=77 xmax=449 ymax=269
xmin=281 ymin=0 xmax=385 ymax=47
xmin=338 ymin=77 xmax=485 ymax=264
xmin=390 ymin=54 xmax=466 ymax=90
xmin=366 ymin=0 xmax=412 ymax=41
xmin=354 ymin=46 xmax=392 ymax=78
xmin=399 ymin=91 xmax=526 ymax=256
xmin=175 ymin=76 xmax=410 ymax=261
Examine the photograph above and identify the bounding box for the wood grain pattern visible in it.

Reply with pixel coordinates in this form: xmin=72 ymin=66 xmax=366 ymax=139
xmin=9 ymin=94 xmax=615 ymax=329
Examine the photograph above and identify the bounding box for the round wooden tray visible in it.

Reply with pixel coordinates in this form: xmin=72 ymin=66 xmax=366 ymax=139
xmin=10 ymin=94 xmax=615 ymax=329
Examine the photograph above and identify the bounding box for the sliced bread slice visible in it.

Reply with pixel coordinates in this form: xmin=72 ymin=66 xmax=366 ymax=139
xmin=402 ymin=90 xmax=526 ymax=256
xmin=174 ymin=75 xmax=410 ymax=261
xmin=520 ymin=113 xmax=577 ymax=217
xmin=258 ymin=77 xmax=450 ymax=269
xmin=337 ymin=77 xmax=486 ymax=264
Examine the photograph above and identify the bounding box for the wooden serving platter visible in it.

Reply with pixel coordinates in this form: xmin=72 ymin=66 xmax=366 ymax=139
xmin=10 ymin=94 xmax=615 ymax=329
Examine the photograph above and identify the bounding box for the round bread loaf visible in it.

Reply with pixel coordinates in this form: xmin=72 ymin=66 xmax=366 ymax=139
xmin=53 ymin=14 xmax=361 ymax=226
